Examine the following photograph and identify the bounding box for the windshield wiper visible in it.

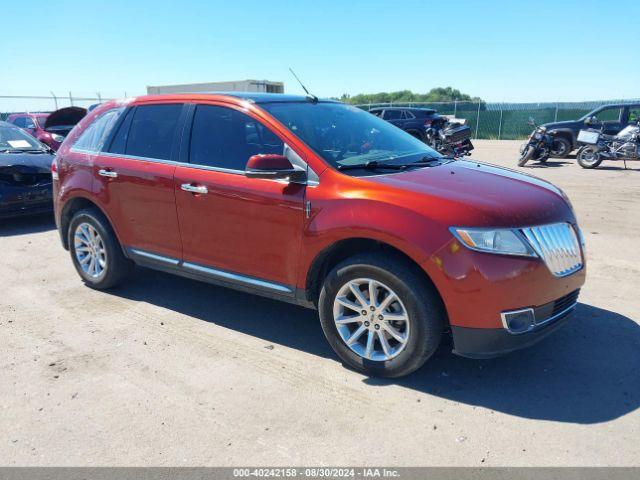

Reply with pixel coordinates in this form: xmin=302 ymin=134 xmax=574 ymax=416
xmin=337 ymin=156 xmax=449 ymax=171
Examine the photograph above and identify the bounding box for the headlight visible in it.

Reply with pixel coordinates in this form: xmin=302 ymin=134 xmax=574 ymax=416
xmin=533 ymin=132 xmax=542 ymax=139
xmin=51 ymin=133 xmax=64 ymax=142
xmin=450 ymin=227 xmax=537 ymax=257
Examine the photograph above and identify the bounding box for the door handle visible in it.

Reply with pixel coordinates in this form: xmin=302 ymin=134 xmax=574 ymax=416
xmin=181 ymin=183 xmax=208 ymax=194
xmin=98 ymin=169 xmax=118 ymax=178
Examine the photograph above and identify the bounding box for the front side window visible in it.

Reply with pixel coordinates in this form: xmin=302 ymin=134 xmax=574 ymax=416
xmin=627 ymin=107 xmax=640 ymax=123
xmin=593 ymin=107 xmax=622 ymax=122
xmin=11 ymin=117 xmax=26 ymax=128
xmin=125 ymin=104 xmax=183 ymax=160
xmin=24 ymin=117 xmax=36 ymax=129
xmin=73 ymin=107 xmax=125 ymax=153
xmin=261 ymin=102 xmax=439 ymax=170
xmin=189 ymin=105 xmax=284 ymax=170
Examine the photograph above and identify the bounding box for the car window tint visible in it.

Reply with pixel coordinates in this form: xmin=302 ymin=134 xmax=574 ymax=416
xmin=403 ymin=110 xmax=415 ymax=119
xmin=12 ymin=117 xmax=26 ymax=128
xmin=73 ymin=107 xmax=125 ymax=152
xmin=628 ymin=108 xmax=640 ymax=123
xmin=107 ymin=108 xmax=134 ymax=154
xmin=596 ymin=107 xmax=622 ymax=122
xmin=189 ymin=105 xmax=284 ymax=170
xmin=383 ymin=110 xmax=401 ymax=120
xmin=24 ymin=117 xmax=36 ymax=129
xmin=125 ymin=104 xmax=183 ymax=160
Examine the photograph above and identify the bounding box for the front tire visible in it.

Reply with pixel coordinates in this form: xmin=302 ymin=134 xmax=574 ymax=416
xmin=518 ymin=145 xmax=536 ymax=166
xmin=68 ymin=208 xmax=133 ymax=289
xmin=577 ymin=146 xmax=603 ymax=169
xmin=551 ymin=137 xmax=571 ymax=158
xmin=318 ymin=253 xmax=445 ymax=378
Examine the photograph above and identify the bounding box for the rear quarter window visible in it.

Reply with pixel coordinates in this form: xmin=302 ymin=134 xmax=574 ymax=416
xmin=73 ymin=107 xmax=125 ymax=153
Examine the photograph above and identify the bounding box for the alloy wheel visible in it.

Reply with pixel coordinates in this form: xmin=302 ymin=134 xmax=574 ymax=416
xmin=74 ymin=222 xmax=107 ymax=279
xmin=332 ymin=278 xmax=410 ymax=361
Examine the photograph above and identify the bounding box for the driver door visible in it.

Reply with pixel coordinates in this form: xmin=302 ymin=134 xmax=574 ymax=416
xmin=592 ymin=106 xmax=625 ymax=135
xmin=174 ymin=103 xmax=305 ymax=293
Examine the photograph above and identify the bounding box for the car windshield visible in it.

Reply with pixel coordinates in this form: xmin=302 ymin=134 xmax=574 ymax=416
xmin=261 ymin=102 xmax=441 ymax=169
xmin=0 ymin=125 xmax=45 ymax=151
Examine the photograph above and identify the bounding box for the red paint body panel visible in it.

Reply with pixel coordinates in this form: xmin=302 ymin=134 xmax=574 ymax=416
xmin=53 ymin=93 xmax=586 ymax=338
xmin=175 ymin=166 xmax=304 ymax=285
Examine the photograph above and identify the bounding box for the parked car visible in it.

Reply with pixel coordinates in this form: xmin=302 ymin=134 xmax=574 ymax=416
xmin=369 ymin=107 xmax=440 ymax=140
xmin=0 ymin=121 xmax=55 ymax=219
xmin=53 ymin=93 xmax=586 ymax=377
xmin=541 ymin=103 xmax=640 ymax=158
xmin=6 ymin=112 xmax=64 ymax=151
xmin=43 ymin=106 xmax=87 ymax=140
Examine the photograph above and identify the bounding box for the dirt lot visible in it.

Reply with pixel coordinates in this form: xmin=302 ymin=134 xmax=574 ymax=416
xmin=1 ymin=140 xmax=639 ymax=466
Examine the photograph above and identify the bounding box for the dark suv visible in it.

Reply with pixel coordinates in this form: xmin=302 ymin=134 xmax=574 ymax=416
xmin=543 ymin=103 xmax=640 ymax=158
xmin=369 ymin=107 xmax=440 ymax=140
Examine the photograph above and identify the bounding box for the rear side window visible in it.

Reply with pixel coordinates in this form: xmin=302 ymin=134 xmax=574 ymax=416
xmin=11 ymin=117 xmax=26 ymax=128
xmin=125 ymin=104 xmax=183 ymax=160
xmin=189 ymin=105 xmax=284 ymax=171
xmin=383 ymin=110 xmax=401 ymax=120
xmin=73 ymin=107 xmax=125 ymax=153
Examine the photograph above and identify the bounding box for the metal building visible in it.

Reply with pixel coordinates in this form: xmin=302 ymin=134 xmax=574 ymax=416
xmin=146 ymin=80 xmax=284 ymax=95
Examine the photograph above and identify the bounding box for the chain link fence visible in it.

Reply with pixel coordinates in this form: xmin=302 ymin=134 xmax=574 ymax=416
xmin=356 ymin=99 xmax=640 ymax=140
xmin=2 ymin=93 xmax=638 ymax=141
xmin=0 ymin=92 xmax=140 ymax=121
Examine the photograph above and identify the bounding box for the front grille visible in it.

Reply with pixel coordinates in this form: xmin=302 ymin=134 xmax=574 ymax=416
xmin=552 ymin=289 xmax=580 ymax=316
xmin=521 ymin=223 xmax=583 ymax=277
xmin=532 ymin=289 xmax=580 ymax=326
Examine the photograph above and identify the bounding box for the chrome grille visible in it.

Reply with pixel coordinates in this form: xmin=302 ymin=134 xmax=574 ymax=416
xmin=521 ymin=223 xmax=583 ymax=277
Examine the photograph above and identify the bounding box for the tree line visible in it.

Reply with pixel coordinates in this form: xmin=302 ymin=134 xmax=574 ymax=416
xmin=337 ymin=87 xmax=482 ymax=105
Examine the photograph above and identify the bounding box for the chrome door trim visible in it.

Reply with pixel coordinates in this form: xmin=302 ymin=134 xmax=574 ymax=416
xmin=182 ymin=262 xmax=293 ymax=294
xmin=130 ymin=248 xmax=180 ymax=266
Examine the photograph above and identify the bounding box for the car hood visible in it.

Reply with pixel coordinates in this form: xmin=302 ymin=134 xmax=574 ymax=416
xmin=366 ymin=160 xmax=574 ymax=227
xmin=44 ymin=106 xmax=87 ymax=135
xmin=0 ymin=152 xmax=54 ymax=172
xmin=541 ymin=120 xmax=581 ymax=130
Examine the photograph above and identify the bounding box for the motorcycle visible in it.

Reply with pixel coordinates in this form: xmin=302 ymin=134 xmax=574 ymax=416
xmin=518 ymin=117 xmax=553 ymax=166
xmin=425 ymin=117 xmax=474 ymax=157
xmin=576 ymin=117 xmax=640 ymax=169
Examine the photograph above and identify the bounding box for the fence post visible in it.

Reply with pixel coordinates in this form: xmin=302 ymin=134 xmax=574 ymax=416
xmin=50 ymin=92 xmax=58 ymax=110
xmin=554 ymin=102 xmax=559 ymax=122
xmin=498 ymin=106 xmax=503 ymax=140
xmin=69 ymin=91 xmax=73 ymax=106
xmin=453 ymin=100 xmax=457 ymax=118
xmin=475 ymin=101 xmax=481 ymax=139
xmin=96 ymin=92 xmax=102 ymax=103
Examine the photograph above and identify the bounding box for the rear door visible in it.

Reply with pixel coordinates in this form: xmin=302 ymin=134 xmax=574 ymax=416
xmin=92 ymin=103 xmax=187 ymax=260
xmin=382 ymin=109 xmax=403 ymax=128
xmin=173 ymin=103 xmax=305 ymax=292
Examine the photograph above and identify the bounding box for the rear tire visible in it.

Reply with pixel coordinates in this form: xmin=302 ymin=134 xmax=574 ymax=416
xmin=318 ymin=253 xmax=445 ymax=378
xmin=551 ymin=137 xmax=571 ymax=158
xmin=577 ymin=146 xmax=603 ymax=169
xmin=68 ymin=208 xmax=133 ymax=289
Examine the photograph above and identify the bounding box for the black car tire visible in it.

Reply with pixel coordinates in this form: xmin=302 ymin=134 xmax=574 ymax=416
xmin=68 ymin=208 xmax=133 ymax=289
xmin=551 ymin=137 xmax=572 ymax=158
xmin=577 ymin=146 xmax=603 ymax=169
xmin=518 ymin=145 xmax=536 ymax=166
xmin=318 ymin=253 xmax=445 ymax=378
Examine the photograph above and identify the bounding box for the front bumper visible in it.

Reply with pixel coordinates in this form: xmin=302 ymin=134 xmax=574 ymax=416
xmin=451 ymin=289 xmax=579 ymax=358
xmin=0 ymin=184 xmax=53 ymax=219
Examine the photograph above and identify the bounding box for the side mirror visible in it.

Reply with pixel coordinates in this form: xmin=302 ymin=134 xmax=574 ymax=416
xmin=585 ymin=116 xmax=597 ymax=125
xmin=245 ymin=154 xmax=306 ymax=183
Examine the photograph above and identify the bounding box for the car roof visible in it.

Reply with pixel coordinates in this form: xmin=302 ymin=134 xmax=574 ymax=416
xmin=598 ymin=103 xmax=640 ymax=108
xmin=371 ymin=107 xmax=436 ymax=112
xmin=134 ymin=92 xmax=338 ymax=105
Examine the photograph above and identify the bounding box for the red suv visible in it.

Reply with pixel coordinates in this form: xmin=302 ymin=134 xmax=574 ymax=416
xmin=6 ymin=113 xmax=64 ymax=150
xmin=52 ymin=93 xmax=586 ymax=377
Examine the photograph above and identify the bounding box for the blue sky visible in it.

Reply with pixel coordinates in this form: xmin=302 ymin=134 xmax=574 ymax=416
xmin=1 ymin=0 xmax=638 ymax=102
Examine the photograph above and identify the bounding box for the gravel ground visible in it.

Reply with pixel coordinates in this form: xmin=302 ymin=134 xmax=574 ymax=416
xmin=1 ymin=140 xmax=638 ymax=466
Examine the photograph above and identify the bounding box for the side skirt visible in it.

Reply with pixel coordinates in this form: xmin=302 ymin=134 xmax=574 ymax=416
xmin=126 ymin=247 xmax=315 ymax=309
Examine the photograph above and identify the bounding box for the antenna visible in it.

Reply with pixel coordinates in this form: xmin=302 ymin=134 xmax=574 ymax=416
xmin=289 ymin=68 xmax=318 ymax=103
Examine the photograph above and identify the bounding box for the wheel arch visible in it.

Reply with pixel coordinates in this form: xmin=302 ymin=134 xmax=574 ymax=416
xmin=59 ymin=195 xmax=121 ymax=251
xmin=304 ymin=237 xmax=446 ymax=316
xmin=549 ymin=129 xmax=575 ymax=148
